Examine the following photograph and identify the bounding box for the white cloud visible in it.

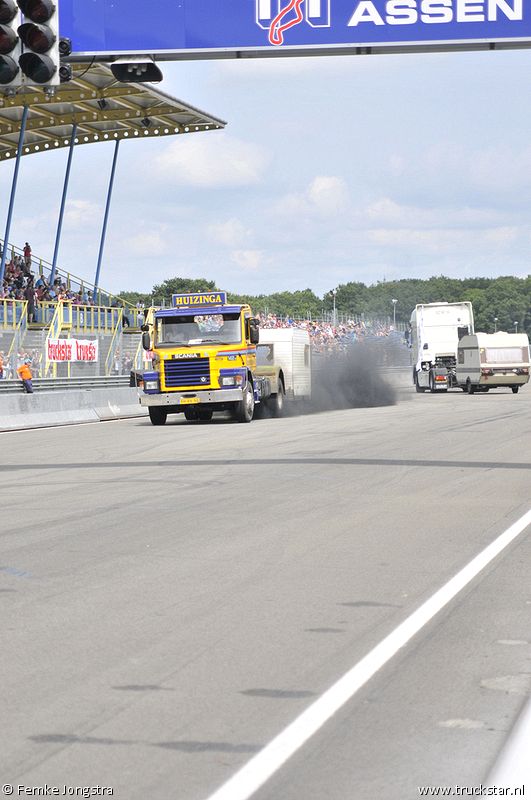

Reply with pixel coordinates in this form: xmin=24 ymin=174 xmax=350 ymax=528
xmin=152 ymin=134 xmax=272 ymax=188
xmin=64 ymin=199 xmax=101 ymax=229
xmin=122 ymin=229 xmax=168 ymax=256
xmin=365 ymin=198 xmax=506 ymax=229
xmin=484 ymin=226 xmax=519 ymax=246
xmin=468 ymin=145 xmax=531 ymax=190
xmin=271 ymin=176 xmax=349 ymax=218
xmin=230 ymin=250 xmax=265 ymax=271
xmin=207 ymin=218 xmax=251 ymax=247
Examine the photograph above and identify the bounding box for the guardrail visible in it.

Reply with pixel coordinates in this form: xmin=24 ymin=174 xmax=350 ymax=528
xmin=0 ymin=375 xmax=131 ymax=394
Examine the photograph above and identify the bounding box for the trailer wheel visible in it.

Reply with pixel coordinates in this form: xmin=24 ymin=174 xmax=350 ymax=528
xmin=268 ymin=384 xmax=284 ymax=417
xmin=148 ymin=407 xmax=167 ymax=426
xmin=512 ymin=386 xmax=519 ymax=394
xmin=235 ymin=380 xmax=255 ymax=423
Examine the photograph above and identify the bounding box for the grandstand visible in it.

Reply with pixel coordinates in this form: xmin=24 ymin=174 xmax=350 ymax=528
xmin=0 ymin=238 xmax=145 ymax=380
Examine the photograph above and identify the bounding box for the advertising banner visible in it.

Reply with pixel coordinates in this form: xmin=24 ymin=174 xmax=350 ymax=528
xmin=46 ymin=339 xmax=99 ymax=363
xmin=60 ymin=0 xmax=530 ymax=58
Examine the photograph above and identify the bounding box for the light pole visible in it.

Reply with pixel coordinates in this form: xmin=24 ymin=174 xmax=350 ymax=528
xmin=330 ymin=289 xmax=337 ymax=328
xmin=391 ymin=299 xmax=397 ymax=328
xmin=494 ymin=317 xmax=498 ymax=333
xmin=515 ymin=321 xmax=518 ymax=333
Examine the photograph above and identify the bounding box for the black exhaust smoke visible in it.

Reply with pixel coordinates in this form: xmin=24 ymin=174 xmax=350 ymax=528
xmin=306 ymin=341 xmax=398 ymax=413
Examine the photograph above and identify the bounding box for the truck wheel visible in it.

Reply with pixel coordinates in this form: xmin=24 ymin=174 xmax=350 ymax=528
xmin=429 ymin=373 xmax=435 ymax=393
xmin=148 ymin=407 xmax=167 ymax=426
xmin=268 ymin=384 xmax=284 ymax=417
xmin=512 ymin=386 xmax=519 ymax=394
xmin=235 ymin=380 xmax=255 ymax=423
xmin=466 ymin=379 xmax=475 ymax=395
xmin=196 ymin=409 xmax=213 ymax=420
xmin=184 ymin=408 xmax=198 ymax=421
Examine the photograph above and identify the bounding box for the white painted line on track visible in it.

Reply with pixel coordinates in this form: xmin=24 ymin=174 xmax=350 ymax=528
xmin=205 ymin=506 xmax=531 ymax=800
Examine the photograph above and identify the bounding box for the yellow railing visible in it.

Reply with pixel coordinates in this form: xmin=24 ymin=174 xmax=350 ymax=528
xmin=105 ymin=316 xmax=123 ymax=376
xmin=6 ymin=301 xmax=28 ymax=362
xmin=1 ymin=299 xmax=26 ymax=330
xmin=44 ymin=300 xmax=68 ymax=377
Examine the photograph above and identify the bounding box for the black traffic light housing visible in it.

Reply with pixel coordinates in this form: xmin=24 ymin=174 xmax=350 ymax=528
xmin=17 ymin=0 xmax=59 ymax=85
xmin=0 ymin=0 xmax=21 ymax=88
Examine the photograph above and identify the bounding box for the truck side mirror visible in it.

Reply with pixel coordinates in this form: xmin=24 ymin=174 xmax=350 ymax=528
xmin=249 ymin=319 xmax=260 ymax=345
xmin=142 ymin=331 xmax=151 ymax=351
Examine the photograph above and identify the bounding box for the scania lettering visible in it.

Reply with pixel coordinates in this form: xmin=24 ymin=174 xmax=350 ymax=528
xmin=139 ymin=293 xmax=289 ymax=424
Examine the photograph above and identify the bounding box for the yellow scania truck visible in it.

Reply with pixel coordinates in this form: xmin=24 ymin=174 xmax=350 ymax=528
xmin=139 ymin=292 xmax=286 ymax=424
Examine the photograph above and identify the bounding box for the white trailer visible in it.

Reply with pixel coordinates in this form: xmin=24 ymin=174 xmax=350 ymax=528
xmin=411 ymin=302 xmax=474 ymax=392
xmin=256 ymin=328 xmax=311 ymax=404
xmin=456 ymin=332 xmax=530 ymax=394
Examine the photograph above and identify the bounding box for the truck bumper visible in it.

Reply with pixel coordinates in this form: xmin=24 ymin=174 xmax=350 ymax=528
xmin=140 ymin=388 xmax=244 ymax=407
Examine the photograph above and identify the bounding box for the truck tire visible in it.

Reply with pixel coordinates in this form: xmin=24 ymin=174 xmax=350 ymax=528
xmin=148 ymin=407 xmax=167 ymax=426
xmin=235 ymin=380 xmax=255 ymax=423
xmin=512 ymin=386 xmax=519 ymax=394
xmin=429 ymin=373 xmax=435 ymax=393
xmin=268 ymin=384 xmax=284 ymax=417
xmin=466 ymin=379 xmax=475 ymax=395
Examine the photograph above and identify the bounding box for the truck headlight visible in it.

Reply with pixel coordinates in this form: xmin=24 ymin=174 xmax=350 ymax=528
xmin=144 ymin=379 xmax=159 ymax=392
xmin=219 ymin=375 xmax=237 ymax=386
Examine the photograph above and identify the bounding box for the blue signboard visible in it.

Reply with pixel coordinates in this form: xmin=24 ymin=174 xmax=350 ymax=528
xmin=61 ymin=0 xmax=529 ymax=57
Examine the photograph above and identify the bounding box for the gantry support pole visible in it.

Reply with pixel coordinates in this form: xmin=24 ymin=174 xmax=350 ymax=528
xmin=0 ymin=104 xmax=29 ymax=284
xmin=50 ymin=123 xmax=78 ymax=287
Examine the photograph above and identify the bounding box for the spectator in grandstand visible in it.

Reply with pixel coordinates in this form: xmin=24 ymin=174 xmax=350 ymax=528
xmin=23 ymin=243 xmax=31 ymax=267
xmin=17 ymin=358 xmax=33 ymax=393
xmin=24 ymin=279 xmax=36 ymax=323
xmin=0 ymin=350 xmax=4 ymax=379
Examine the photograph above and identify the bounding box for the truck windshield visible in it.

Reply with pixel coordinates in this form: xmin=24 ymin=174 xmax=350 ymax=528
xmin=156 ymin=313 xmax=242 ymax=346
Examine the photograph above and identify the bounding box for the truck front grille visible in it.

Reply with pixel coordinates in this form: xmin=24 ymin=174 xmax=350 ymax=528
xmin=164 ymin=357 xmax=211 ymax=388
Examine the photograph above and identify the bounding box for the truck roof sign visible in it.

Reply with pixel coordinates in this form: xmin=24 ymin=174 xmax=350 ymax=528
xmin=172 ymin=292 xmax=227 ymax=307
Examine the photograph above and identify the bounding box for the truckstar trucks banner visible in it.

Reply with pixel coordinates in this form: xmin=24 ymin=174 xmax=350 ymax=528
xmin=46 ymin=339 xmax=99 ymax=363
xmin=60 ymin=0 xmax=529 ymax=58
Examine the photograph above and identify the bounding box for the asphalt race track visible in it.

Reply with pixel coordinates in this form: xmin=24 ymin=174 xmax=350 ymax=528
xmin=1 ymin=382 xmax=531 ymax=799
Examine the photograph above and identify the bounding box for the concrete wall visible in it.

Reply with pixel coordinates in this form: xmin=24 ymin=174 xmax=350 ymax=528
xmin=0 ymin=387 xmax=148 ymax=432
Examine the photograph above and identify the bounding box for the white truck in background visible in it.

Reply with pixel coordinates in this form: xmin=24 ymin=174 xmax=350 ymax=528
xmin=455 ymin=332 xmax=530 ymax=394
xmin=411 ymin=302 xmax=474 ymax=392
xmin=256 ymin=328 xmax=311 ymax=411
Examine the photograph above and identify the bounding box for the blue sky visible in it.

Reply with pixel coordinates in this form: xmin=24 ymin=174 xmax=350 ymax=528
xmin=3 ymin=48 xmax=531 ymax=298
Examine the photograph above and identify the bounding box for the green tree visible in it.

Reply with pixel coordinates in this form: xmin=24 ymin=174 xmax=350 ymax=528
xmin=151 ymin=277 xmax=218 ymax=304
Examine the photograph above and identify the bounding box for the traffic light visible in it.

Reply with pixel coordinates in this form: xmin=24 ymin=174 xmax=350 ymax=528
xmin=17 ymin=0 xmax=60 ymax=86
xmin=0 ymin=0 xmax=21 ymax=88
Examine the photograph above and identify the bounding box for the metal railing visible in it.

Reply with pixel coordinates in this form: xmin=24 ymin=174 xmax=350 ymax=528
xmin=0 ymin=375 xmax=131 ymax=393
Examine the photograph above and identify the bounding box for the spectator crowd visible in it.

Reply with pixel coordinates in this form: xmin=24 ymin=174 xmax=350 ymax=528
xmin=257 ymin=312 xmax=402 ymax=354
